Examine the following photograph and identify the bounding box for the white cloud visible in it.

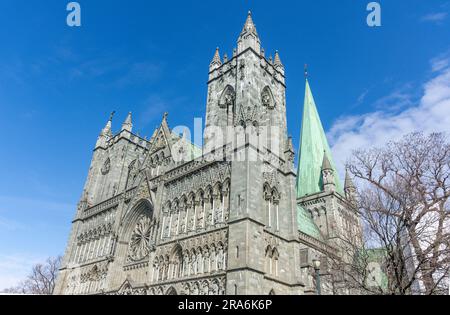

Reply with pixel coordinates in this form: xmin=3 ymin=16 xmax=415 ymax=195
xmin=431 ymin=53 xmax=450 ymax=72
xmin=421 ymin=12 xmax=448 ymax=23
xmin=329 ymin=56 xmax=450 ymax=178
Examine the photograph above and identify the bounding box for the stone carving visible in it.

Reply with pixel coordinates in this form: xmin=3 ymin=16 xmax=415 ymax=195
xmin=101 ymin=158 xmax=111 ymax=175
xmin=218 ymin=86 xmax=236 ymax=109
xmin=127 ymin=215 xmax=152 ymax=262
xmin=261 ymin=87 xmax=275 ymax=110
xmin=236 ymin=105 xmax=259 ymax=128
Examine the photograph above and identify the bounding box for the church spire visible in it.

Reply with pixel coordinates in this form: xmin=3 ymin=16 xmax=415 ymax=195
xmin=121 ymin=112 xmax=133 ymax=132
xmin=274 ymin=50 xmax=284 ymax=69
xmin=322 ymin=151 xmax=332 ymax=171
xmin=237 ymin=11 xmax=261 ymax=54
xmin=296 ymin=79 xmax=343 ymax=198
xmin=209 ymin=47 xmax=222 ymax=71
xmin=344 ymin=168 xmax=357 ymax=205
xmin=322 ymin=151 xmax=336 ymax=193
xmin=96 ymin=112 xmax=114 ymax=149
xmin=101 ymin=111 xmax=114 ymax=137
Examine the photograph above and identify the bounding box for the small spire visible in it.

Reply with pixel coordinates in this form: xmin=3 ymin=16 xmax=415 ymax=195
xmin=101 ymin=111 xmax=114 ymax=136
xmin=96 ymin=112 xmax=114 ymax=148
xmin=322 ymin=151 xmax=332 ymax=171
xmin=344 ymin=168 xmax=357 ymax=205
xmin=237 ymin=11 xmax=261 ymax=54
xmin=344 ymin=168 xmax=355 ymax=190
xmin=304 ymin=64 xmax=308 ymax=79
xmin=241 ymin=11 xmax=258 ymax=35
xmin=223 ymin=53 xmax=228 ymax=63
xmin=121 ymin=112 xmax=133 ymax=132
xmin=209 ymin=47 xmax=222 ymax=70
xmin=274 ymin=50 xmax=284 ymax=69
xmin=109 ymin=111 xmax=116 ymax=122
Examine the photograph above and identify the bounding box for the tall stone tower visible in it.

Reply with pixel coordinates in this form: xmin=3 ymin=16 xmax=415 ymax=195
xmin=54 ymin=12 xmax=361 ymax=296
xmin=203 ymin=11 xmax=301 ymax=294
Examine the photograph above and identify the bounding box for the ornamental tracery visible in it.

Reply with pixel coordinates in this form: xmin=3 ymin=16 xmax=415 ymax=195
xmin=127 ymin=215 xmax=152 ymax=262
xmin=151 ymin=234 xmax=228 ymax=287
xmin=101 ymin=158 xmax=111 ymax=175
xmin=218 ymin=85 xmax=235 ymax=109
xmin=261 ymin=86 xmax=276 ymax=110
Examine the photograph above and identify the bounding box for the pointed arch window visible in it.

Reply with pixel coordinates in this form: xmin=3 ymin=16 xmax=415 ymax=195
xmin=261 ymin=86 xmax=276 ymax=110
xmin=263 ymin=184 xmax=281 ymax=230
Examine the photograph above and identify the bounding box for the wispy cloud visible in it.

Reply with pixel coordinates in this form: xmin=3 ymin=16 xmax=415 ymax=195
xmin=0 ymin=217 xmax=26 ymax=232
xmin=431 ymin=51 xmax=450 ymax=72
xmin=0 ymin=195 xmax=74 ymax=215
xmin=372 ymin=83 xmax=416 ymax=111
xmin=355 ymin=88 xmax=369 ymax=107
xmin=66 ymin=51 xmax=164 ymax=88
xmin=0 ymin=253 xmax=46 ymax=290
xmin=329 ymin=54 xmax=450 ymax=177
xmin=139 ymin=94 xmax=189 ymax=129
xmin=421 ymin=12 xmax=448 ymax=23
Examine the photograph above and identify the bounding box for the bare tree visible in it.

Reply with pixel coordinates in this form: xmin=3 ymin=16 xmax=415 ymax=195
xmin=0 ymin=256 xmax=62 ymax=295
xmin=335 ymin=132 xmax=450 ymax=295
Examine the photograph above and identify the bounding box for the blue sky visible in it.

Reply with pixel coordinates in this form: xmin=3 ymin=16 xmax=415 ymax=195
xmin=0 ymin=0 xmax=449 ymax=289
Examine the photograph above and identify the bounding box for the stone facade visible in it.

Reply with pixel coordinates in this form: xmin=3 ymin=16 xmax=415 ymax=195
xmin=54 ymin=12 xmax=361 ymax=295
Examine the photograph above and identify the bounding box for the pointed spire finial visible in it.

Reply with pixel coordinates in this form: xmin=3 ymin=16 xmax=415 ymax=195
xmin=322 ymin=151 xmax=333 ymax=171
xmin=122 ymin=112 xmax=133 ymax=132
xmin=304 ymin=64 xmax=308 ymax=79
xmin=345 ymin=168 xmax=355 ymax=189
xmin=210 ymin=47 xmax=222 ymax=70
xmin=238 ymin=11 xmax=261 ymax=54
xmin=109 ymin=111 xmax=116 ymax=122
xmin=274 ymin=50 xmax=284 ymax=69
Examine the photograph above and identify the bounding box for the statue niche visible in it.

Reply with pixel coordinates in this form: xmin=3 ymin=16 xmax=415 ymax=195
xmin=261 ymin=86 xmax=275 ymax=110
xmin=218 ymin=85 xmax=236 ymax=126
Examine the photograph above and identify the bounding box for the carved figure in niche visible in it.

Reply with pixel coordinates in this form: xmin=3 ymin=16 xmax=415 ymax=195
xmin=261 ymin=87 xmax=275 ymax=110
xmin=217 ymin=248 xmax=224 ymax=270
xmin=101 ymin=158 xmax=111 ymax=175
xmin=210 ymin=281 xmax=219 ymax=295
xmin=219 ymin=86 xmax=236 ymax=110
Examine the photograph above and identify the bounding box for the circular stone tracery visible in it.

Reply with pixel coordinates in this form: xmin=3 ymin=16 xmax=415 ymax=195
xmin=127 ymin=215 xmax=152 ymax=262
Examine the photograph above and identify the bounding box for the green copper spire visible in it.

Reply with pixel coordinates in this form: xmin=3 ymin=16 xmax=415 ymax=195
xmin=296 ymin=79 xmax=343 ymax=198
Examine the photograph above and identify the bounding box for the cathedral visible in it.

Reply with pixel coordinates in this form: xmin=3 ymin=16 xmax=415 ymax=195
xmin=54 ymin=12 xmax=362 ymax=295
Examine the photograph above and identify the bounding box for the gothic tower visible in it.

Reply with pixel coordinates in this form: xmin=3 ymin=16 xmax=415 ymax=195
xmin=203 ymin=11 xmax=301 ymax=294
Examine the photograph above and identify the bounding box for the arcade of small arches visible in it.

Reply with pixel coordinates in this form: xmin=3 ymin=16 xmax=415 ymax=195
xmin=263 ymin=183 xmax=281 ymax=231
xmin=160 ymin=179 xmax=231 ymax=240
xmin=265 ymin=245 xmax=280 ymax=276
xmin=118 ymin=277 xmax=227 ymax=295
xmin=148 ymin=150 xmax=169 ymax=177
xmin=151 ymin=242 xmax=227 ymax=284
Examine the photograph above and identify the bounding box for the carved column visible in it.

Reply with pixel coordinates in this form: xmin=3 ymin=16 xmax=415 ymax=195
xmin=185 ymin=201 xmax=191 ymax=234
xmin=193 ymin=199 xmax=199 ymax=231
xmin=274 ymin=199 xmax=280 ymax=232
